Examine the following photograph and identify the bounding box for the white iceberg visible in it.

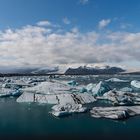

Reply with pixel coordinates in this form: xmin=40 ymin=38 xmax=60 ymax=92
xmin=51 ymin=103 xmax=87 ymax=117
xmin=0 ymin=88 xmax=22 ymax=97
xmin=98 ymin=90 xmax=140 ymax=105
xmin=120 ymin=87 xmax=133 ymax=92
xmin=90 ymin=106 xmax=140 ymax=120
xmin=22 ymin=81 xmax=72 ymax=94
xmin=86 ymin=83 xmax=96 ymax=92
xmin=2 ymin=80 xmax=31 ymax=89
xmin=17 ymin=92 xmax=96 ymax=104
xmin=131 ymin=80 xmax=140 ymax=89
xmin=105 ymin=78 xmax=128 ymax=82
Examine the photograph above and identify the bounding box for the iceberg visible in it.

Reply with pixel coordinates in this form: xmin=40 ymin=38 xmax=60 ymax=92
xmin=67 ymin=80 xmax=78 ymax=86
xmin=22 ymin=81 xmax=72 ymax=94
xmin=91 ymin=81 xmax=111 ymax=96
xmin=90 ymin=106 xmax=140 ymax=120
xmin=131 ymin=80 xmax=140 ymax=89
xmin=50 ymin=103 xmax=87 ymax=117
xmin=86 ymin=83 xmax=96 ymax=92
xmin=105 ymin=78 xmax=129 ymax=82
xmin=98 ymin=90 xmax=140 ymax=105
xmin=17 ymin=92 xmax=96 ymax=104
xmin=0 ymin=88 xmax=22 ymax=97
xmin=120 ymin=87 xmax=133 ymax=92
xmin=2 ymin=80 xmax=31 ymax=89
xmin=79 ymin=87 xmax=87 ymax=93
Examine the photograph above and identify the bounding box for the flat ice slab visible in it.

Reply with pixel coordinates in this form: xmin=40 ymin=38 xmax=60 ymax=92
xmin=22 ymin=81 xmax=79 ymax=94
xmin=51 ymin=103 xmax=87 ymax=117
xmin=131 ymin=80 xmax=140 ymax=89
xmin=97 ymin=90 xmax=140 ymax=105
xmin=105 ymin=78 xmax=129 ymax=82
xmin=90 ymin=106 xmax=140 ymax=120
xmin=17 ymin=92 xmax=96 ymax=105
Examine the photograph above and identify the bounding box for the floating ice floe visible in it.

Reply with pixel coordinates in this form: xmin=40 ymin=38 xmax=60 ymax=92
xmin=17 ymin=80 xmax=95 ymax=104
xmin=120 ymin=87 xmax=133 ymax=92
xmin=22 ymin=81 xmax=73 ymax=94
xmin=131 ymin=80 xmax=140 ymax=89
xmin=105 ymin=78 xmax=129 ymax=82
xmin=27 ymin=78 xmax=47 ymax=84
xmin=51 ymin=103 xmax=87 ymax=117
xmin=97 ymin=90 xmax=140 ymax=105
xmin=17 ymin=92 xmax=96 ymax=104
xmin=67 ymin=80 xmax=78 ymax=86
xmin=2 ymin=80 xmax=31 ymax=89
xmin=90 ymin=106 xmax=140 ymax=120
xmin=0 ymin=88 xmax=22 ymax=97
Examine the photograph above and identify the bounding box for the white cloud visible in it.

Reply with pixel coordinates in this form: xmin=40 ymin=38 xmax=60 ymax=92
xmin=120 ymin=23 xmax=132 ymax=29
xmin=0 ymin=21 xmax=140 ymax=67
xmin=63 ymin=17 xmax=71 ymax=25
xmin=98 ymin=19 xmax=111 ymax=29
xmin=79 ymin=0 xmax=89 ymax=5
xmin=37 ymin=20 xmax=52 ymax=26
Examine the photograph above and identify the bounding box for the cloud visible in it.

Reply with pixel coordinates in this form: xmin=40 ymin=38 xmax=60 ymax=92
xmin=63 ymin=17 xmax=71 ymax=25
xmin=120 ymin=23 xmax=132 ymax=29
xmin=98 ymin=19 xmax=111 ymax=29
xmin=37 ymin=20 xmax=52 ymax=26
xmin=79 ymin=0 xmax=89 ymax=5
xmin=0 ymin=21 xmax=140 ymax=67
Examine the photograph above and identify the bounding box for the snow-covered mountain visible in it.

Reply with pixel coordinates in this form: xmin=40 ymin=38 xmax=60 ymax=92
xmin=0 ymin=64 xmax=126 ymax=75
xmin=64 ymin=65 xmax=125 ymax=75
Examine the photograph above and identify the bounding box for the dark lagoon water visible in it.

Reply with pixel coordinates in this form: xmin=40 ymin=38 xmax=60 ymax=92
xmin=0 ymin=75 xmax=140 ymax=140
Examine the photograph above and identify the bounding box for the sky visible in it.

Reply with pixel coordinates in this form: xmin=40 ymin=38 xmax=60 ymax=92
xmin=0 ymin=0 xmax=140 ymax=69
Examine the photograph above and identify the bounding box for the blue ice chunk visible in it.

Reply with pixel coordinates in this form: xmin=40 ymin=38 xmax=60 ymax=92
xmin=67 ymin=80 xmax=78 ymax=86
xmin=79 ymin=87 xmax=87 ymax=93
xmin=92 ymin=81 xmax=111 ymax=96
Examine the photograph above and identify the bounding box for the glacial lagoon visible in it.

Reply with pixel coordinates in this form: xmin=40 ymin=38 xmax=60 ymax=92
xmin=0 ymin=75 xmax=140 ymax=139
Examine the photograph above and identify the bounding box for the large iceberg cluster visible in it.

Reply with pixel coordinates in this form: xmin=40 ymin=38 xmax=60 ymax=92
xmin=0 ymin=76 xmax=140 ymax=120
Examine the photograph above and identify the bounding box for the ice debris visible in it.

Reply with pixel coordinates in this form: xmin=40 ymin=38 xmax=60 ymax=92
xmin=90 ymin=106 xmax=140 ymax=120
xmin=51 ymin=103 xmax=87 ymax=117
xmin=67 ymin=80 xmax=78 ymax=86
xmin=98 ymin=90 xmax=140 ymax=105
xmin=131 ymin=80 xmax=140 ymax=89
xmin=120 ymin=87 xmax=133 ymax=92
xmin=105 ymin=78 xmax=129 ymax=82
xmin=0 ymin=88 xmax=22 ymax=97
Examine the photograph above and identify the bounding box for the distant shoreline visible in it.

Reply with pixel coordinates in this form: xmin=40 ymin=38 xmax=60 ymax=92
xmin=0 ymin=72 xmax=140 ymax=77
